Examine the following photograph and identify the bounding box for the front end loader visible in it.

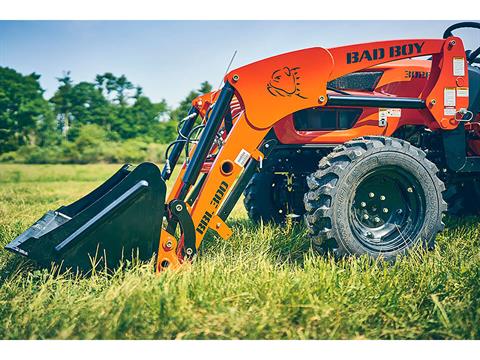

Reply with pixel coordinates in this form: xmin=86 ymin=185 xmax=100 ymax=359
xmin=6 ymin=22 xmax=480 ymax=271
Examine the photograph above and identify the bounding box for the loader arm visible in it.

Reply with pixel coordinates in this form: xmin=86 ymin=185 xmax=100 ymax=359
xmin=157 ymin=37 xmax=470 ymax=272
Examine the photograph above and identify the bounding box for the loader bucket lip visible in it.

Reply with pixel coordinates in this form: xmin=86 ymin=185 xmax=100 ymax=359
xmin=5 ymin=162 xmax=166 ymax=271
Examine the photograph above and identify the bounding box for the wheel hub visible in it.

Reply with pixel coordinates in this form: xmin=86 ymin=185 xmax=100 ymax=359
xmin=350 ymin=168 xmax=425 ymax=252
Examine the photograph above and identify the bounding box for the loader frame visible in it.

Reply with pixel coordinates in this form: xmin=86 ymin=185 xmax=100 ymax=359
xmin=157 ymin=36 xmax=473 ymax=271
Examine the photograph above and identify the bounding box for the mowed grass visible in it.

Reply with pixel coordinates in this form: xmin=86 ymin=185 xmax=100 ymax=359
xmin=0 ymin=164 xmax=479 ymax=340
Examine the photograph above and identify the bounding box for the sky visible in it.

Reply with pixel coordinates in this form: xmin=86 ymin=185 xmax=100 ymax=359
xmin=0 ymin=21 xmax=478 ymax=107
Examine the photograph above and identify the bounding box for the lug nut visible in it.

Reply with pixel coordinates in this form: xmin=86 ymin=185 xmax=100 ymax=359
xmin=279 ymin=209 xmax=283 ymax=214
xmin=369 ymin=192 xmax=375 ymax=198
xmin=374 ymin=217 xmax=381 ymax=223
xmin=383 ymin=208 xmax=389 ymax=213
xmin=360 ymin=202 xmax=366 ymax=208
xmin=366 ymin=231 xmax=373 ymax=238
xmin=363 ymin=214 xmax=369 ymax=220
xmin=380 ymin=195 xmax=386 ymax=201
xmin=407 ymin=187 xmax=413 ymax=193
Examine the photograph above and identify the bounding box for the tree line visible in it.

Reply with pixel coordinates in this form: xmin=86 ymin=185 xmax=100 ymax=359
xmin=0 ymin=66 xmax=212 ymax=163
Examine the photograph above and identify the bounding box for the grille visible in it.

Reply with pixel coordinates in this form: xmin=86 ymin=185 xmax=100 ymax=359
xmin=328 ymin=71 xmax=383 ymax=91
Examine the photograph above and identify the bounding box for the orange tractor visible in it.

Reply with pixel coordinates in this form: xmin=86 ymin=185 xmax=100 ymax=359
xmin=6 ymin=22 xmax=480 ymax=271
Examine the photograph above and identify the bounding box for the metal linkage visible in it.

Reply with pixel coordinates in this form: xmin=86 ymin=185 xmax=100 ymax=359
xmin=179 ymin=82 xmax=235 ymax=199
xmin=162 ymin=107 xmax=198 ymax=180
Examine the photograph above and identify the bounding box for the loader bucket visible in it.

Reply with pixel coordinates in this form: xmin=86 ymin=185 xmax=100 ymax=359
xmin=5 ymin=162 xmax=166 ymax=271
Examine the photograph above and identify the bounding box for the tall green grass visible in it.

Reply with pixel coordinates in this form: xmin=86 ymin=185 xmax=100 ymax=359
xmin=0 ymin=164 xmax=479 ymax=339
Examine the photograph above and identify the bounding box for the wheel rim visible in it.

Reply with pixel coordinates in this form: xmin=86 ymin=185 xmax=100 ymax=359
xmin=349 ymin=167 xmax=426 ymax=253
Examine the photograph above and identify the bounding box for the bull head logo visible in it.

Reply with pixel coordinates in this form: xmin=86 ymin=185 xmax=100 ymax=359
xmin=267 ymin=66 xmax=307 ymax=99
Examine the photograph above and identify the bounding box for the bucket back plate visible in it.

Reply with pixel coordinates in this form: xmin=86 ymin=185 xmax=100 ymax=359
xmin=5 ymin=162 xmax=166 ymax=271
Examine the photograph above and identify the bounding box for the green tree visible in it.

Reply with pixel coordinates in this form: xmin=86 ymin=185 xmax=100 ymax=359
xmin=115 ymin=95 xmax=169 ymax=140
xmin=95 ymin=73 xmax=136 ymax=106
xmin=64 ymin=81 xmax=115 ymax=140
xmin=50 ymin=71 xmax=73 ymax=138
xmin=0 ymin=67 xmax=56 ymax=152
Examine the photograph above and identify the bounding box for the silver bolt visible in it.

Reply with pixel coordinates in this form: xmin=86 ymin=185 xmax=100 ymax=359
xmin=185 ymin=248 xmax=193 ymax=256
xmin=360 ymin=202 xmax=366 ymax=208
xmin=369 ymin=192 xmax=375 ymax=198
xmin=383 ymin=208 xmax=389 ymax=213
xmin=380 ymin=195 xmax=386 ymax=201
xmin=407 ymin=187 xmax=413 ymax=193
xmin=279 ymin=209 xmax=283 ymax=214
xmin=319 ymin=96 xmax=326 ymax=103
xmin=175 ymin=204 xmax=183 ymax=212
xmin=430 ymin=99 xmax=437 ymax=106
xmin=232 ymin=74 xmax=240 ymax=82
xmin=216 ymin=222 xmax=221 ymax=229
xmin=165 ymin=240 xmax=173 ymax=249
xmin=363 ymin=214 xmax=369 ymax=220
xmin=265 ymin=143 xmax=270 ymax=148
xmin=374 ymin=217 xmax=381 ymax=223
xmin=366 ymin=231 xmax=373 ymax=238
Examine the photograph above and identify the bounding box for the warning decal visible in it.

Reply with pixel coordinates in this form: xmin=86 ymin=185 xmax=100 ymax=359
xmin=453 ymin=57 xmax=465 ymax=77
xmin=457 ymin=87 xmax=469 ymax=97
xmin=444 ymin=88 xmax=456 ymax=107
xmin=444 ymin=107 xmax=456 ymax=116
xmin=386 ymin=108 xmax=401 ymax=117
xmin=235 ymin=149 xmax=251 ymax=167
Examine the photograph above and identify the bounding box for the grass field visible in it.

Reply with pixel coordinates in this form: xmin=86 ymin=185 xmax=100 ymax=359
xmin=0 ymin=164 xmax=479 ymax=339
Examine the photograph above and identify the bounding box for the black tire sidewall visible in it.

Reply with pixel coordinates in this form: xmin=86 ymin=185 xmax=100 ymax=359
xmin=244 ymin=171 xmax=284 ymax=223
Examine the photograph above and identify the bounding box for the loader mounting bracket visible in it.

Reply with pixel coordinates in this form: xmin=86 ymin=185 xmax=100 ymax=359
xmin=168 ymin=199 xmax=197 ymax=258
xmin=442 ymin=123 xmax=480 ymax=172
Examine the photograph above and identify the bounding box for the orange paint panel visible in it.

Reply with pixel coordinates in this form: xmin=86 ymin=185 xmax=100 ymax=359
xmin=225 ymin=47 xmax=334 ymax=130
xmin=423 ymin=37 xmax=469 ymax=130
xmin=189 ymin=114 xmax=269 ymax=248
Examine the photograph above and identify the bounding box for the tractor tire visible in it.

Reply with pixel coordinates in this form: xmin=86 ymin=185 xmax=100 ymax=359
xmin=244 ymin=171 xmax=285 ymax=223
xmin=444 ymin=180 xmax=480 ymax=216
xmin=304 ymin=136 xmax=447 ymax=260
xmin=243 ymin=170 xmax=306 ymax=224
